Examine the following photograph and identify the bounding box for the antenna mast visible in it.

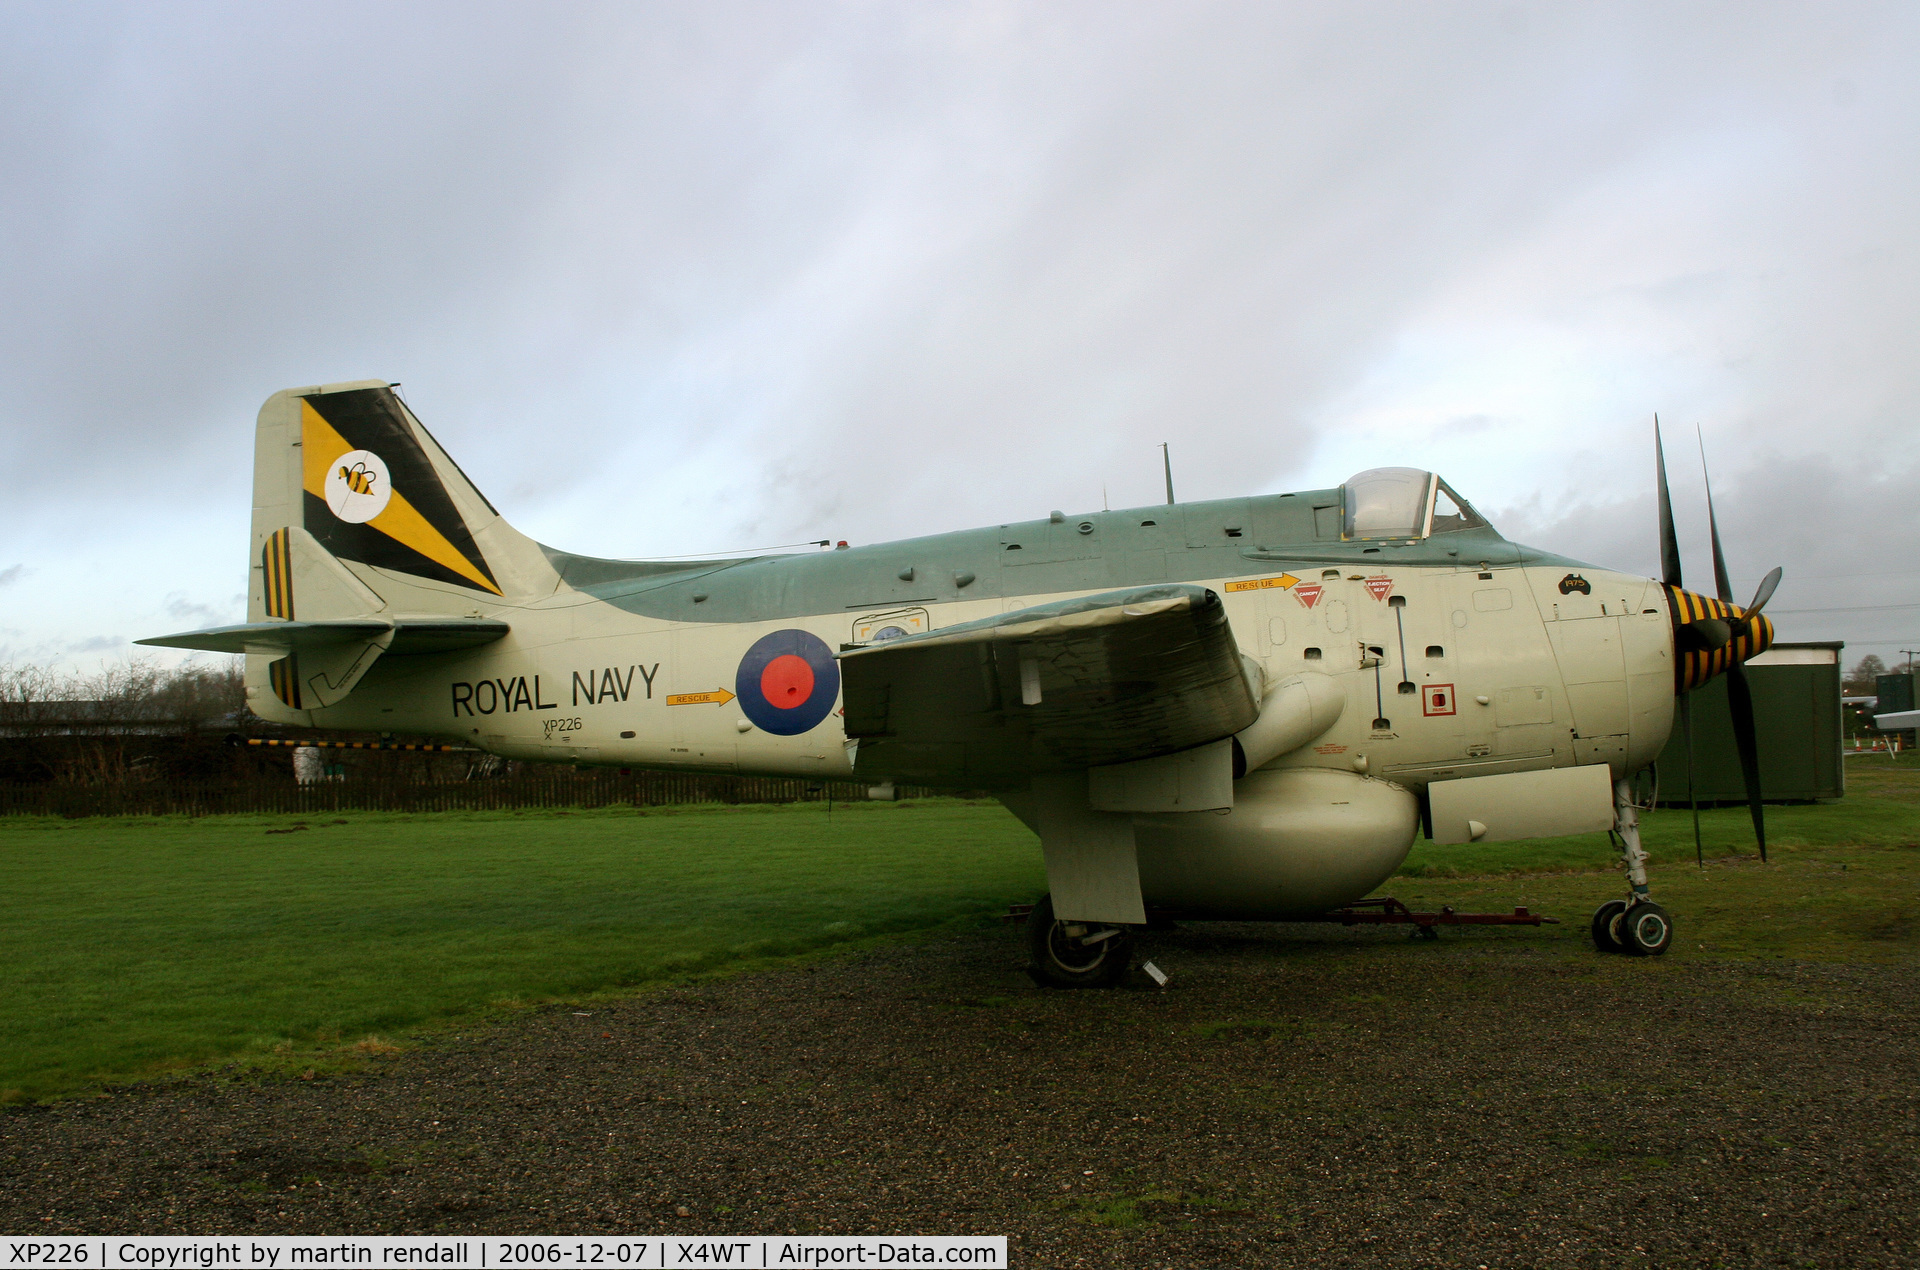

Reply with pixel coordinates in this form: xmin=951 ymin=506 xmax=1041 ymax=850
xmin=1161 ymin=443 xmax=1175 ymax=505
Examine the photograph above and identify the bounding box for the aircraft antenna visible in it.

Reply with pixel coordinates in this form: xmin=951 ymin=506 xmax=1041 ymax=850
xmin=1161 ymin=443 xmax=1175 ymax=505
xmin=645 ymin=539 xmax=833 ymax=560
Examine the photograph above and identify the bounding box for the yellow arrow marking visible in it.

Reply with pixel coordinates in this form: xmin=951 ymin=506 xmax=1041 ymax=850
xmin=667 ymin=688 xmax=737 ymax=707
xmin=1225 ymin=573 xmax=1300 ymax=593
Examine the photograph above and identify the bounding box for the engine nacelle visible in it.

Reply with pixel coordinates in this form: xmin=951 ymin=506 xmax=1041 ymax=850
xmin=1133 ymin=766 xmax=1419 ymax=919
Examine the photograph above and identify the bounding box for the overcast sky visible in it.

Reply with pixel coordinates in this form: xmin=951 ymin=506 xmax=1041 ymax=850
xmin=3 ymin=1 xmax=1917 ymax=671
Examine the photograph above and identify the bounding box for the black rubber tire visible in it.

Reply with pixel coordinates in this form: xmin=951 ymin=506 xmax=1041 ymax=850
xmin=1590 ymin=899 xmax=1629 ymax=954
xmin=1620 ymin=900 xmax=1673 ymax=957
xmin=1025 ymin=893 xmax=1133 ymax=989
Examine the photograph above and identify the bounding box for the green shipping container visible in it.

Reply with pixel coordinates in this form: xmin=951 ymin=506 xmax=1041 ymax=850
xmin=1875 ymin=671 xmax=1917 ymax=746
xmin=1654 ymin=642 xmax=1844 ymax=805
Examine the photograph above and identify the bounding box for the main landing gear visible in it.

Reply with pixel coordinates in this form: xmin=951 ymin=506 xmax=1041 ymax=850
xmin=1024 ymin=893 xmax=1135 ymax=989
xmin=1592 ymin=777 xmax=1673 ymax=957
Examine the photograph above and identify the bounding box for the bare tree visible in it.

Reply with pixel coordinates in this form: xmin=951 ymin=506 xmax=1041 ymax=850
xmin=0 ymin=661 xmax=72 ymax=741
xmin=1844 ymin=653 xmax=1889 ymax=695
xmin=1 ymin=655 xmax=249 ymax=784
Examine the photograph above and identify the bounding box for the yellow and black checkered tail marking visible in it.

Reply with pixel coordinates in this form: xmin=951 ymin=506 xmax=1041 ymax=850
xmin=268 ymin=654 xmax=302 ymax=710
xmin=262 ymin=528 xmax=295 ymax=620
xmin=1663 ymin=584 xmax=1776 ymax=692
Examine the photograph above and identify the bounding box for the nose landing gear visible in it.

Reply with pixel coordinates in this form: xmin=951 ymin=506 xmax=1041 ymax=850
xmin=1592 ymin=778 xmax=1673 ymax=956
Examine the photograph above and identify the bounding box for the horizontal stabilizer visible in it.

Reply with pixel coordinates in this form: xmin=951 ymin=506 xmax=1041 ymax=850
xmin=137 ymin=617 xmax=509 ymax=656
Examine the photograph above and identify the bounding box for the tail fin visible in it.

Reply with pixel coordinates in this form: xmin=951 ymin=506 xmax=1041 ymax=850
xmin=249 ymin=380 xmax=557 ymax=620
xmin=232 ymin=381 xmax=549 ymax=720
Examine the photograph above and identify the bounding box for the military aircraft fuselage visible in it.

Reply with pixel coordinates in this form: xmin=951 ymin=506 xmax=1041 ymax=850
xmin=139 ymin=383 xmax=1781 ymax=960
xmin=290 ymin=488 xmax=1671 ymax=795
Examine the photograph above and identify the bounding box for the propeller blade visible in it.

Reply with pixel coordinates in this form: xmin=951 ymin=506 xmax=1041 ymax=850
xmin=1655 ymin=417 xmax=1683 ymax=588
xmin=1679 ymin=692 xmax=1703 ymax=869
xmin=1746 ymin=566 xmax=1784 ymax=618
xmin=1681 ymin=617 xmax=1732 ymax=651
xmin=1725 ymin=661 xmax=1768 ymax=862
xmin=1698 ymin=427 xmax=1734 ymax=604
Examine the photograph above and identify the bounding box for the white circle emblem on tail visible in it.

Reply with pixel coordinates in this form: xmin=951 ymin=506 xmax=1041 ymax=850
xmin=324 ymin=449 xmax=391 ymax=523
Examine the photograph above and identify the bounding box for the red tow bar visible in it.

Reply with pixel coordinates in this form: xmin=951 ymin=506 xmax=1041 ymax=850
xmin=1001 ymin=897 xmax=1556 ymax=931
xmin=1302 ymin=896 xmax=1560 ymax=930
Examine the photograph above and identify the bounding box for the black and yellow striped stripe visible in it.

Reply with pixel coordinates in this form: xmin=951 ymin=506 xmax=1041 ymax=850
xmin=244 ymin=738 xmax=475 ymax=753
xmin=262 ymin=528 xmax=295 ymax=620
xmin=1663 ymin=584 xmax=1776 ymax=692
xmin=268 ymin=654 xmax=302 ymax=710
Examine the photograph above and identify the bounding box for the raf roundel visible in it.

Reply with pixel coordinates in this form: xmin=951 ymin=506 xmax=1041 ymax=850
xmin=735 ymin=629 xmax=841 ymax=736
xmin=324 ymin=448 xmax=392 ymax=524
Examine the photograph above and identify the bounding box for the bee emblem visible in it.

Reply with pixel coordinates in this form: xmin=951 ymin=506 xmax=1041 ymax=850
xmin=322 ymin=448 xmax=393 ymax=523
xmin=337 ymin=462 xmax=379 ymax=496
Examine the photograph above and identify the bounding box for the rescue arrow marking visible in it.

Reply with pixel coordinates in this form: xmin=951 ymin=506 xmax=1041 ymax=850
xmin=1225 ymin=573 xmax=1301 ymax=593
xmin=667 ymin=688 xmax=737 ymax=707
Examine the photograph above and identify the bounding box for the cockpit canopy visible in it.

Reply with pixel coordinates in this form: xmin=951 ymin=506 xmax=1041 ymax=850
xmin=1341 ymin=467 xmax=1487 ymax=541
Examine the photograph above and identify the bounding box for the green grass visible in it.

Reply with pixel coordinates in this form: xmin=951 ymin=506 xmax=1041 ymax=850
xmin=2 ymin=763 xmax=1916 ymax=1103
xmin=0 ymin=798 xmax=1044 ymax=1101
xmin=1383 ymin=763 xmax=1920 ymax=965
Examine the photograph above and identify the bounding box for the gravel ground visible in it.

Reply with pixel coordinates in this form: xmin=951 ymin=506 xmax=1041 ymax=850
xmin=4 ymin=923 xmax=1917 ymax=1268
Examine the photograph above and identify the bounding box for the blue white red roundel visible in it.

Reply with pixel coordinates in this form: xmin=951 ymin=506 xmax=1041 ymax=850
xmin=736 ymin=629 xmax=840 ymax=736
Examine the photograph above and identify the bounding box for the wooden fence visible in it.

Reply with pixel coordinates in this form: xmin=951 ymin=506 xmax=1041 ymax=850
xmin=0 ymin=770 xmax=942 ymax=819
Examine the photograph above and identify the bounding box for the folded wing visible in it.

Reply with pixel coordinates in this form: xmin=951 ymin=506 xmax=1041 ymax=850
xmin=839 ymin=583 xmax=1258 ymax=786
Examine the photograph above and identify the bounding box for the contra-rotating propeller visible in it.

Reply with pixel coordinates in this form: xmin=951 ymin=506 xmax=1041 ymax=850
xmin=1654 ymin=417 xmax=1782 ymax=863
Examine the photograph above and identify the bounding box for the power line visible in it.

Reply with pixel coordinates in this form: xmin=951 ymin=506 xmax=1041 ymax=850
xmin=1767 ymin=601 xmax=1920 ymax=616
xmin=1731 ymin=568 xmax=1920 ymax=583
xmin=1828 ymin=639 xmax=1920 ymax=648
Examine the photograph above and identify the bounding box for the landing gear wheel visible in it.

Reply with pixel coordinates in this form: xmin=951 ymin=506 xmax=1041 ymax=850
xmin=1590 ymin=899 xmax=1629 ymax=954
xmin=1620 ymin=900 xmax=1673 ymax=957
xmin=1025 ymin=893 xmax=1134 ymax=989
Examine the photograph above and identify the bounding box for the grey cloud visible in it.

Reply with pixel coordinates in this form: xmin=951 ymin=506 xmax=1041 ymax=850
xmin=67 ymin=635 xmax=126 ymax=654
xmin=1494 ymin=450 xmax=1920 ymax=654
xmin=162 ymin=594 xmax=235 ymax=628
xmin=1 ymin=1 xmax=1917 ymax=647
xmin=0 ymin=565 xmax=24 ymax=588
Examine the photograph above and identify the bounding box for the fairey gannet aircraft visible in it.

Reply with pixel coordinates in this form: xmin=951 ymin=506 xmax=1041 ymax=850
xmin=143 ymin=383 xmax=1780 ymax=986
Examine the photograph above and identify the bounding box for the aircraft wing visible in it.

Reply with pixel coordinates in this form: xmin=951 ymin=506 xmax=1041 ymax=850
xmin=839 ymin=583 xmax=1257 ymax=785
xmin=137 ymin=617 xmax=510 ymax=656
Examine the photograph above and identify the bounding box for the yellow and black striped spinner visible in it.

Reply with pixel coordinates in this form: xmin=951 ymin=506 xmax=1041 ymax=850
xmin=1663 ymin=584 xmax=1775 ymax=692
xmin=268 ymin=654 xmax=302 ymax=710
xmin=262 ymin=528 xmax=295 ymax=620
